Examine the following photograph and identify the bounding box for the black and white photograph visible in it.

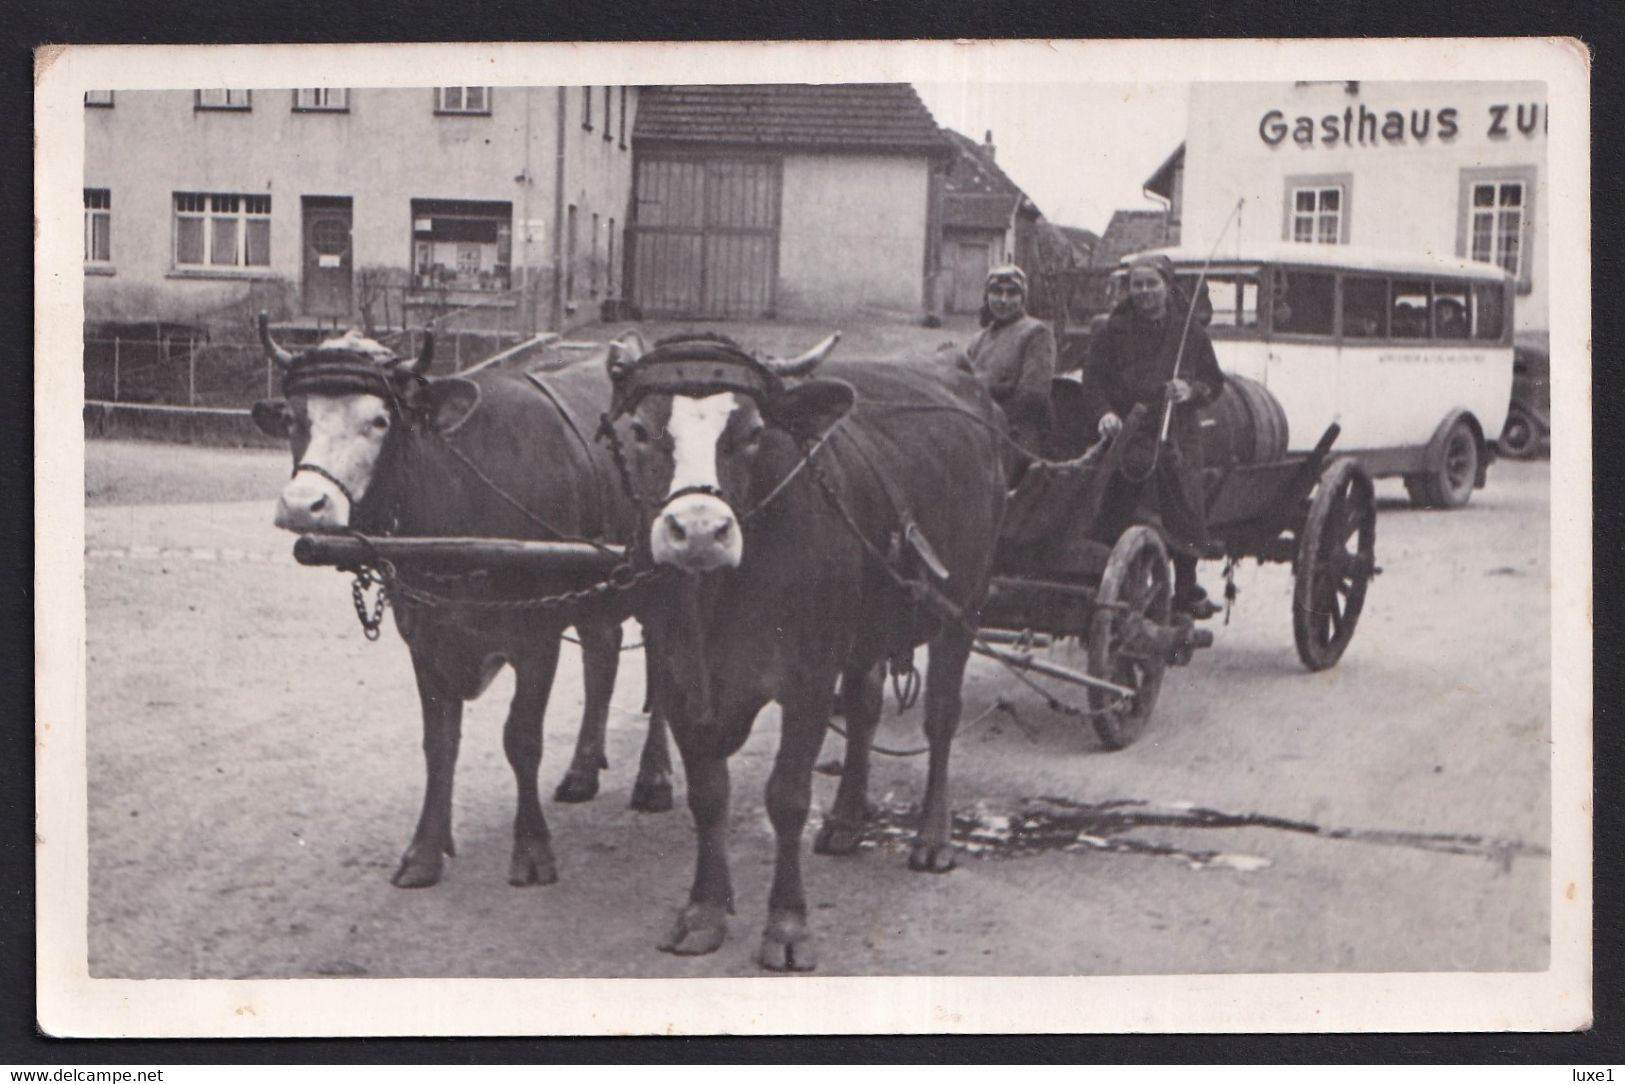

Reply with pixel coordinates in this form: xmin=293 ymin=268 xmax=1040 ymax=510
xmin=34 ymin=38 xmax=1590 ymax=1036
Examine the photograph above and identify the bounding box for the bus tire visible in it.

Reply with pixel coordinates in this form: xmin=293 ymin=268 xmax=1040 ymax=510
xmin=1407 ymin=419 xmax=1479 ymax=509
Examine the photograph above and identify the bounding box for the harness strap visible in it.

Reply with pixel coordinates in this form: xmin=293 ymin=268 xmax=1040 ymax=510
xmin=293 ymin=461 xmax=360 ymax=513
xmin=524 ymin=371 xmax=609 ymax=536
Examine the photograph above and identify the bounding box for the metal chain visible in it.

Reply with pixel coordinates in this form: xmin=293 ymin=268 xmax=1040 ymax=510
xmin=349 ymin=568 xmax=389 ymax=641
xmin=381 ymin=558 xmax=673 ymax=616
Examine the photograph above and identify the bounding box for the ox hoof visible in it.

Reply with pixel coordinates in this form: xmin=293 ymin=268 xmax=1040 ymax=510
xmin=908 ymin=840 xmax=958 ymax=874
xmin=813 ymin=818 xmax=864 ymax=856
xmin=508 ymin=837 xmax=559 ymax=887
xmin=758 ymin=911 xmax=818 ymax=972
xmin=391 ymin=845 xmax=449 ymax=889
xmin=629 ymin=778 xmax=674 ymax=813
xmin=553 ymin=771 xmax=600 ymax=804
xmin=657 ymin=903 xmax=728 ymax=957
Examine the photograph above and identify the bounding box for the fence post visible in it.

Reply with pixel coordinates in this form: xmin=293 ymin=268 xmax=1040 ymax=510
xmin=112 ymin=336 xmax=120 ymax=402
xmin=188 ymin=339 xmax=197 ymax=407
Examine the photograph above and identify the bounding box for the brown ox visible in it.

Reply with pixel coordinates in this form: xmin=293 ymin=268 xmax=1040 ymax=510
xmin=253 ymin=320 xmax=671 ymax=890
xmin=599 ymin=332 xmax=1006 ymax=970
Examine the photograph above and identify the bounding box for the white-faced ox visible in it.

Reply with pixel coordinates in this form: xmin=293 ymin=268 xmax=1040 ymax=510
xmin=253 ymin=316 xmax=672 ymax=890
xmin=603 ymin=333 xmax=1007 ymax=971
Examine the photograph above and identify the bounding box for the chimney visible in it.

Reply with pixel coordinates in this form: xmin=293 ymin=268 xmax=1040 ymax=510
xmin=983 ymin=129 xmax=996 ymax=161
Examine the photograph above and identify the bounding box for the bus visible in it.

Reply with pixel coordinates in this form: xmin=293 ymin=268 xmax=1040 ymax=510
xmin=1121 ymin=243 xmax=1515 ymax=508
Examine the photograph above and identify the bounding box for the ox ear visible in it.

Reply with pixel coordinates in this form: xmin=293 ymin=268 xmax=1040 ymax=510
xmin=772 ymin=378 xmax=855 ymax=441
xmin=251 ymin=398 xmax=292 ymax=439
xmin=417 ymin=377 xmax=482 ymax=434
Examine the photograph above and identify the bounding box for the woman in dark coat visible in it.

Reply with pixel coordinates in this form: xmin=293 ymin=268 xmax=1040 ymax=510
xmin=1084 ymin=253 xmax=1225 ymax=614
xmin=965 ymin=264 xmax=1056 ymax=462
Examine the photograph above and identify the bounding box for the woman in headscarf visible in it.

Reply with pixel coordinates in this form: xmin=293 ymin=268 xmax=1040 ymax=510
xmin=1084 ymin=253 xmax=1225 ymax=615
xmin=965 ymin=264 xmax=1056 ymax=463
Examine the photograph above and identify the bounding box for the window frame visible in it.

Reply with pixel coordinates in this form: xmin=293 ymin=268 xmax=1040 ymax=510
xmin=84 ymin=90 xmax=114 ymax=108
xmin=84 ymin=188 xmax=111 ymax=265
xmin=171 ymin=192 xmax=272 ymax=271
xmin=195 ymin=89 xmax=252 ymax=111
xmin=1281 ymin=172 xmax=1353 ymax=246
xmin=1457 ymin=164 xmax=1536 ymax=294
xmin=293 ymin=88 xmax=350 ymax=113
xmin=434 ymin=87 xmax=492 ymax=116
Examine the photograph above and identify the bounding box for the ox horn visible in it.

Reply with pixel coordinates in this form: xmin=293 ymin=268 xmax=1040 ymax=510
xmin=407 ymin=329 xmax=435 ymax=375
xmin=762 ymin=332 xmax=841 ymax=378
xmin=257 ymin=311 xmax=295 ymax=370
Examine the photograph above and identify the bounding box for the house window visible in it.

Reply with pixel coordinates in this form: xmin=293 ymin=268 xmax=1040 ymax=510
xmin=591 ymin=212 xmax=601 ymax=296
xmin=409 ymin=198 xmax=512 ymax=292
xmin=619 ymin=87 xmax=628 ymax=148
xmin=84 ymin=189 xmax=111 ymax=264
xmin=1291 ymin=187 xmax=1342 ymax=244
xmin=566 ymin=204 xmax=578 ymax=300
xmin=195 ymin=89 xmax=252 ymax=111
xmin=294 ymin=88 xmax=349 ymax=112
xmin=173 ymin=193 xmax=270 ymax=269
xmin=84 ymin=90 xmax=113 ymax=108
xmin=435 ymin=87 xmax=490 ymax=115
xmin=1469 ymin=180 xmax=1526 ymax=279
xmin=603 ymin=87 xmax=613 ymax=141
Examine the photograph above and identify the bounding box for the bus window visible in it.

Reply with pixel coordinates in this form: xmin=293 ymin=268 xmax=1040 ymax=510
xmin=1473 ymin=281 xmax=1506 ymax=340
xmin=1391 ymin=280 xmax=1432 ymax=339
xmin=1433 ymin=280 xmax=1471 ymax=341
xmin=1271 ymin=269 xmax=1335 ymax=336
xmin=1202 ymin=272 xmax=1261 ymax=330
xmin=1342 ymin=274 xmax=1388 ymax=339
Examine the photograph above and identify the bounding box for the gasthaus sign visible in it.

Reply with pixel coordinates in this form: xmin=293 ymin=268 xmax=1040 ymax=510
xmin=1257 ymin=99 xmax=1549 ymax=148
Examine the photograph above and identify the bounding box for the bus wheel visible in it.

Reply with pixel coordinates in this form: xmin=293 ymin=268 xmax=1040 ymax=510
xmin=1406 ymin=420 xmax=1478 ymax=509
xmin=1498 ymin=406 xmax=1540 ymax=460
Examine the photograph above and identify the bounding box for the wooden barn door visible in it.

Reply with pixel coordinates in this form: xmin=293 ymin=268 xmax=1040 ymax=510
xmin=631 ymin=156 xmax=780 ymax=318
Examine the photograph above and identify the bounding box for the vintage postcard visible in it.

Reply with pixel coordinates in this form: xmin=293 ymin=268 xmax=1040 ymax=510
xmin=34 ymin=37 xmax=1591 ymax=1036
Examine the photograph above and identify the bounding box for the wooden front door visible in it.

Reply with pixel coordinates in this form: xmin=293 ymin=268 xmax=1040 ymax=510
xmin=302 ymin=196 xmax=353 ymax=319
xmin=949 ymin=241 xmax=992 ymax=314
xmin=630 ymin=156 xmax=780 ymax=319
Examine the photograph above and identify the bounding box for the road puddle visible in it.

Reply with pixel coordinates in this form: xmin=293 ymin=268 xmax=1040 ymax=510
xmin=853 ymin=795 xmax=1548 ymax=873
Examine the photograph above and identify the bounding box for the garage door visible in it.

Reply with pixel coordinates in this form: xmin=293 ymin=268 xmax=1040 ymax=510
xmin=630 ymin=156 xmax=780 ymax=319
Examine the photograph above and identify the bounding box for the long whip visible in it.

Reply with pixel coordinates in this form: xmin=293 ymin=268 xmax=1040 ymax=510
xmin=1158 ymin=197 xmax=1246 ymax=444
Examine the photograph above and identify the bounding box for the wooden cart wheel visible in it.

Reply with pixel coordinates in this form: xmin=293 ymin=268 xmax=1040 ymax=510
xmin=1088 ymin=525 xmax=1172 ymax=750
xmin=1293 ymin=457 xmax=1377 ymax=671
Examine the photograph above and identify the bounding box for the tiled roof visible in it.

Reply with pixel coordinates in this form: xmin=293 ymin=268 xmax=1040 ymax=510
xmin=633 ymin=84 xmax=947 ymax=155
xmin=1056 ymin=225 xmax=1099 ymax=259
xmin=1091 ymin=209 xmax=1172 ymax=269
xmin=939 ymin=128 xmax=1040 ymax=230
xmin=1144 ymin=143 xmax=1184 ymax=200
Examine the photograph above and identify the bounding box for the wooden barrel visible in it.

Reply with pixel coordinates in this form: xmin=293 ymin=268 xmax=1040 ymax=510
xmin=1197 ymin=373 xmax=1289 ymax=467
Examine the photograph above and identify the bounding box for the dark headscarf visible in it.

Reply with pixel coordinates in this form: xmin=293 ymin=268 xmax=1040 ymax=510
xmin=1117 ymin=253 xmax=1212 ymax=328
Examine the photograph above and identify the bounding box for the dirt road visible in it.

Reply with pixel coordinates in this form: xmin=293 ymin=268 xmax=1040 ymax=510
xmin=82 ymin=442 xmax=1552 ymax=979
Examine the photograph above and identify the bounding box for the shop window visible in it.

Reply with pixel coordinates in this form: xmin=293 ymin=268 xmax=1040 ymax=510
xmin=1473 ymin=281 xmax=1506 ymax=341
xmin=1283 ymin=173 xmax=1351 ymax=245
xmin=1270 ymin=269 xmax=1335 ymax=336
xmin=1432 ymin=280 xmax=1472 ymax=342
xmin=84 ymin=188 xmax=111 ymax=264
xmin=174 ymin=192 xmax=270 ymax=269
xmin=196 ymin=89 xmax=252 ymax=111
xmin=410 ymin=198 xmax=511 ymax=292
xmin=435 ymin=87 xmax=490 ymax=115
xmin=1341 ymin=275 xmax=1388 ymax=339
xmin=84 ymin=90 xmax=113 ymax=108
xmin=294 ymin=88 xmax=349 ymax=112
xmin=1390 ymin=280 xmax=1432 ymax=339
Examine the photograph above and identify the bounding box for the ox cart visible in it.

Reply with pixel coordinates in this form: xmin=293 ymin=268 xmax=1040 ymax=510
xmin=292 ymin=369 xmax=1377 ymax=754
xmin=975 ymin=373 xmax=1379 ymax=748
